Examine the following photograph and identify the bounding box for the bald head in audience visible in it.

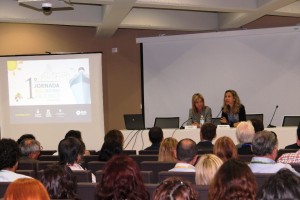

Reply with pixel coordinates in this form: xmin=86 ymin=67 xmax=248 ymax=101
xmin=176 ymin=138 xmax=198 ymax=165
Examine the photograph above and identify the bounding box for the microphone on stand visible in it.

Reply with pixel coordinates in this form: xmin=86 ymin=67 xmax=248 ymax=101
xmin=180 ymin=117 xmax=192 ymax=129
xmin=267 ymin=105 xmax=279 ymax=128
xmin=212 ymin=108 xmax=223 ymax=125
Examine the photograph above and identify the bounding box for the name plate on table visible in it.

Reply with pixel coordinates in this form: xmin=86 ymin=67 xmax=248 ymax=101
xmin=184 ymin=125 xmax=197 ymax=129
xmin=217 ymin=125 xmax=230 ymax=129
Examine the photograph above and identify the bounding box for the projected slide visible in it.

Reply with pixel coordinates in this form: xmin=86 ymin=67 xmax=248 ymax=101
xmin=7 ymin=58 xmax=92 ymax=123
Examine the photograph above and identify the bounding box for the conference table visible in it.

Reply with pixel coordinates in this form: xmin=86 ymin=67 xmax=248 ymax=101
xmin=122 ymin=127 xmax=297 ymax=152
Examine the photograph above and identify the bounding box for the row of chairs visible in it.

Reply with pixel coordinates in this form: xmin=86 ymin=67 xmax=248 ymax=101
xmin=0 ymin=172 xmax=278 ymax=200
xmin=150 ymin=115 xmax=300 ymax=128
xmin=39 ymin=149 xmax=159 ymax=156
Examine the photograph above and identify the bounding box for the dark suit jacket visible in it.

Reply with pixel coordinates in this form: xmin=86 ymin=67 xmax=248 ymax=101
xmin=144 ymin=143 xmax=161 ymax=151
xmin=196 ymin=141 xmax=213 ymax=152
xmin=221 ymin=104 xmax=246 ymax=127
xmin=285 ymin=143 xmax=300 ymax=149
xmin=237 ymin=143 xmax=253 ymax=155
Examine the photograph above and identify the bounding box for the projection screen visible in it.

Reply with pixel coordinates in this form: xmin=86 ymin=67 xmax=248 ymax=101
xmin=138 ymin=26 xmax=300 ymax=128
xmin=0 ymin=53 xmax=104 ymax=150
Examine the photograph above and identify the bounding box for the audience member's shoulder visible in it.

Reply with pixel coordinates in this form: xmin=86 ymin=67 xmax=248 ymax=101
xmin=285 ymin=143 xmax=300 ymax=149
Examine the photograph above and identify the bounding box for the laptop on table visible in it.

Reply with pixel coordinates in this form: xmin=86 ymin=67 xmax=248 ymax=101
xmin=124 ymin=114 xmax=145 ymax=130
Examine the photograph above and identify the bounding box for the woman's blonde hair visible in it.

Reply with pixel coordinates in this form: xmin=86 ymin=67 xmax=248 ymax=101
xmin=192 ymin=93 xmax=205 ymax=114
xmin=222 ymin=90 xmax=241 ymax=114
xmin=158 ymin=137 xmax=178 ymax=162
xmin=195 ymin=154 xmax=223 ymax=185
xmin=213 ymin=136 xmax=238 ymax=162
xmin=4 ymin=178 xmax=50 ymax=200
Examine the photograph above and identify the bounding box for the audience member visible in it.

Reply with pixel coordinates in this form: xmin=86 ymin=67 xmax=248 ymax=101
xmin=209 ymin=159 xmax=256 ymax=200
xmin=153 ymin=177 xmax=198 ymax=200
xmin=257 ymin=168 xmax=300 ymax=200
xmin=41 ymin=164 xmax=78 ymax=199
xmin=19 ymin=139 xmax=42 ymax=161
xmin=196 ymin=123 xmax=216 ymax=151
xmin=284 ymin=122 xmax=300 ymax=149
xmin=277 ymin=148 xmax=300 ymax=164
xmin=169 ymin=138 xmax=198 ymax=172
xmin=236 ymin=121 xmax=255 ymax=155
xmin=16 ymin=133 xmax=35 ymax=144
xmin=98 ymin=129 xmax=124 ymax=161
xmin=249 ymin=130 xmax=299 ymax=175
xmin=249 ymin=118 xmax=264 ymax=133
xmin=213 ymin=136 xmax=238 ymax=162
xmin=195 ymin=154 xmax=223 ymax=185
xmin=96 ymin=154 xmax=149 ymax=200
xmin=58 ymin=137 xmax=96 ymax=182
xmin=103 ymin=129 xmax=124 ymax=146
xmin=144 ymin=127 xmax=163 ymax=150
xmin=4 ymin=178 xmax=50 ymax=200
xmin=158 ymin=137 xmax=178 ymax=162
xmin=0 ymin=138 xmax=32 ymax=182
xmin=64 ymin=130 xmax=90 ymax=156
xmin=98 ymin=140 xmax=122 ymax=161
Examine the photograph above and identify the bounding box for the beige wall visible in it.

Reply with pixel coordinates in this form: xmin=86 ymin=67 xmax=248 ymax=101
xmin=0 ymin=23 xmax=191 ymax=132
xmin=1 ymin=15 xmax=300 ymax=132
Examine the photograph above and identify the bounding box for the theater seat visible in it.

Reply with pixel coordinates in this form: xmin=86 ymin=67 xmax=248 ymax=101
xmin=140 ymin=161 xmax=176 ymax=183
xmin=77 ymin=182 xmax=97 ymax=200
xmin=158 ymin=171 xmax=196 ymax=184
xmin=0 ymin=182 xmax=10 ymax=198
xmin=195 ymin=185 xmax=209 ymax=200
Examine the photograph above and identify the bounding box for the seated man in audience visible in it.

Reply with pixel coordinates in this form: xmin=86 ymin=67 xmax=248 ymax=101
xmin=196 ymin=122 xmax=216 ymax=152
xmin=249 ymin=118 xmax=264 ymax=133
xmin=236 ymin=121 xmax=255 ymax=155
xmin=0 ymin=138 xmax=32 ymax=182
xmin=169 ymin=138 xmax=198 ymax=172
xmin=17 ymin=133 xmax=36 ymax=144
xmin=19 ymin=139 xmax=42 ymax=161
xmin=284 ymin=122 xmax=300 ymax=149
xmin=277 ymin=124 xmax=300 ymax=163
xmin=248 ymin=130 xmax=299 ymax=175
xmin=144 ymin=126 xmax=163 ymax=151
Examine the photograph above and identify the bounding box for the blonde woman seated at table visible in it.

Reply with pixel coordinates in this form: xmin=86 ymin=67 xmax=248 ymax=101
xmin=187 ymin=93 xmax=212 ymax=128
xmin=158 ymin=137 xmax=178 ymax=162
xmin=195 ymin=154 xmax=223 ymax=185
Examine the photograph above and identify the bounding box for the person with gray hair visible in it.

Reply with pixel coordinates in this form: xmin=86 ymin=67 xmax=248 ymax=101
xmin=169 ymin=138 xmax=198 ymax=172
xmin=235 ymin=121 xmax=255 ymax=155
xmin=248 ymin=130 xmax=299 ymax=175
xmin=19 ymin=139 xmax=42 ymax=161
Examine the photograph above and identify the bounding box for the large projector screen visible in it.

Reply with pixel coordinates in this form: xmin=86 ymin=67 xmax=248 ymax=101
xmin=0 ymin=53 xmax=104 ymax=150
xmin=138 ymin=26 xmax=300 ymax=128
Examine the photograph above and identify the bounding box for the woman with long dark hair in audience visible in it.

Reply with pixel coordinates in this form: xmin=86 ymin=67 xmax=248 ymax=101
xmin=209 ymin=159 xmax=256 ymax=200
xmin=257 ymin=168 xmax=300 ymax=200
xmin=220 ymin=89 xmax=246 ymax=127
xmin=96 ymin=154 xmax=149 ymax=200
xmin=153 ymin=176 xmax=198 ymax=200
xmin=41 ymin=164 xmax=78 ymax=199
xmin=58 ymin=137 xmax=96 ymax=182
xmin=98 ymin=129 xmax=124 ymax=161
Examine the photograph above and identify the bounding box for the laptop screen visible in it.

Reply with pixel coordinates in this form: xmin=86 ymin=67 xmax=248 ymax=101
xmin=124 ymin=114 xmax=145 ymax=130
